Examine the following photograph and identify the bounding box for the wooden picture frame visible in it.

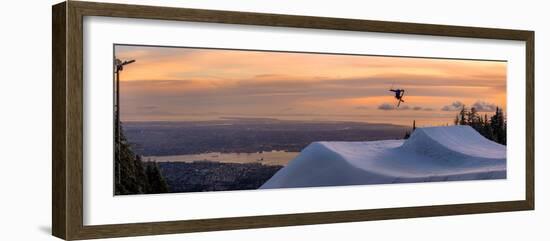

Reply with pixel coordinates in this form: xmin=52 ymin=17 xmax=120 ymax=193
xmin=52 ymin=1 xmax=534 ymax=240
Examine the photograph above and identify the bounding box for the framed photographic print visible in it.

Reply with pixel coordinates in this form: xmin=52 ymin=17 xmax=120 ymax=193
xmin=52 ymin=1 xmax=534 ymax=240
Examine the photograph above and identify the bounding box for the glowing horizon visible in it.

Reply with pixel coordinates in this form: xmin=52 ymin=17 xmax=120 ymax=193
xmin=115 ymin=45 xmax=507 ymax=126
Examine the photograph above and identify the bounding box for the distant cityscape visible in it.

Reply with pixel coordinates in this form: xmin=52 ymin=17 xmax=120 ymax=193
xmin=123 ymin=118 xmax=410 ymax=156
xmin=158 ymin=161 xmax=282 ymax=193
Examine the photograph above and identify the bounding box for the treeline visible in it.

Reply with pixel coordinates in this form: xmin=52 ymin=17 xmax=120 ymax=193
xmin=453 ymin=105 xmax=506 ymax=145
xmin=115 ymin=126 xmax=170 ymax=195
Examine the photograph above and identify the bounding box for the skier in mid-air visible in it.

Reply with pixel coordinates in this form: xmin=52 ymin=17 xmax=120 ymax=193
xmin=389 ymin=88 xmax=405 ymax=107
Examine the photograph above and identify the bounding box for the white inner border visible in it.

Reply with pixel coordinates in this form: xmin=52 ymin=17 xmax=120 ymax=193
xmin=83 ymin=16 xmax=526 ymax=225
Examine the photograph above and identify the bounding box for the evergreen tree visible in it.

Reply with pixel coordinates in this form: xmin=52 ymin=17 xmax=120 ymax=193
xmin=482 ymin=113 xmax=492 ymax=139
xmin=459 ymin=105 xmax=467 ymax=125
xmin=490 ymin=107 xmax=506 ymax=145
xmin=468 ymin=107 xmax=479 ymax=126
xmin=503 ymin=118 xmax=507 ymax=144
xmin=115 ymin=125 xmax=170 ymax=195
xmin=145 ymin=162 xmax=170 ymax=194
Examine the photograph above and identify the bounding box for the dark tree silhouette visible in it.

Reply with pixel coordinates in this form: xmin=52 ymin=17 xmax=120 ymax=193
xmin=459 ymin=105 xmax=467 ymax=125
xmin=115 ymin=125 xmax=170 ymax=195
xmin=453 ymin=105 xmax=506 ymax=145
xmin=145 ymin=162 xmax=170 ymax=194
xmin=490 ymin=107 xmax=506 ymax=145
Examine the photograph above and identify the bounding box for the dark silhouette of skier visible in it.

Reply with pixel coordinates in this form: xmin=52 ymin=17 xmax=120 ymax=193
xmin=389 ymin=89 xmax=405 ymax=107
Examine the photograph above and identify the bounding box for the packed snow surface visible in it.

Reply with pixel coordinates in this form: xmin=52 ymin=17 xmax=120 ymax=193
xmin=260 ymin=125 xmax=506 ymax=189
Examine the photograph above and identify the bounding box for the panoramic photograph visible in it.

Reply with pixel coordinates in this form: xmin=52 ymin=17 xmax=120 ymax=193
xmin=113 ymin=44 xmax=507 ymax=195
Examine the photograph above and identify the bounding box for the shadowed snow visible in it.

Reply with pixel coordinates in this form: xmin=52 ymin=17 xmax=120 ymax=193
xmin=260 ymin=125 xmax=506 ymax=189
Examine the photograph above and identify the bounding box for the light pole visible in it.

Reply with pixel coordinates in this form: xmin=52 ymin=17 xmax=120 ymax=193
xmin=114 ymin=58 xmax=135 ymax=186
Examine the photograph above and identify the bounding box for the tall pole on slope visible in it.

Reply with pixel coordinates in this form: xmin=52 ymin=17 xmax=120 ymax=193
xmin=114 ymin=58 xmax=135 ymax=186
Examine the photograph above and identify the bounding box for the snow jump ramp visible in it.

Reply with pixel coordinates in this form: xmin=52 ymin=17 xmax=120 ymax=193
xmin=260 ymin=125 xmax=506 ymax=189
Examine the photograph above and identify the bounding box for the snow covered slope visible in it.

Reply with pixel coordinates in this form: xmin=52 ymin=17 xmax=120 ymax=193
xmin=260 ymin=125 xmax=506 ymax=189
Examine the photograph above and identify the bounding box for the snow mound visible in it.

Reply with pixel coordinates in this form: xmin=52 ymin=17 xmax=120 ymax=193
xmin=260 ymin=125 xmax=506 ymax=189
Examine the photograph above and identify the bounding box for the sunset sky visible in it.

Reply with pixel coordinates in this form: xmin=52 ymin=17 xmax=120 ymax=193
xmin=115 ymin=45 xmax=507 ymax=126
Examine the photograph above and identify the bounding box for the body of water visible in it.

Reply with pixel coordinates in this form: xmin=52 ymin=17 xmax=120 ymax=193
xmin=145 ymin=151 xmax=299 ymax=166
